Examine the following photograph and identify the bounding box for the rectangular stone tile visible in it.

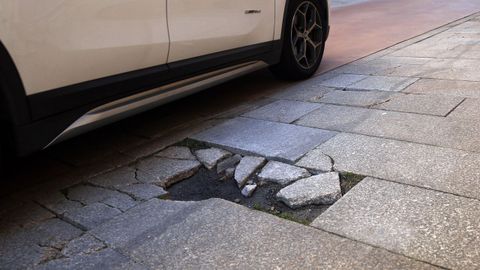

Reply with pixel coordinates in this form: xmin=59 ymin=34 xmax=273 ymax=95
xmin=404 ymin=78 xmax=480 ymax=98
xmin=372 ymin=93 xmax=464 ymax=116
xmin=100 ymin=198 xmax=436 ymax=270
xmin=312 ymin=178 xmax=480 ymax=269
xmin=296 ymin=104 xmax=480 ymax=152
xmin=191 ymin=117 xmax=337 ymax=162
xmin=318 ymin=90 xmax=394 ymax=107
xmin=269 ymin=85 xmax=332 ymax=102
xmin=319 ymin=74 xmax=368 ymax=88
xmin=314 ymin=133 xmax=480 ymax=199
xmin=447 ymin=98 xmax=480 ymax=119
xmin=242 ymin=100 xmax=322 ymax=123
xmin=419 ymin=59 xmax=480 ymax=82
xmin=347 ymin=75 xmax=419 ymax=92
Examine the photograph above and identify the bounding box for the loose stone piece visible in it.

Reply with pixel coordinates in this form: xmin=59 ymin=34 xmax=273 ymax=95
xmin=258 ymin=161 xmax=311 ymax=185
xmin=241 ymin=184 xmax=257 ymax=198
xmin=276 ymin=172 xmax=342 ymax=209
xmin=156 ymin=146 xmax=196 ymax=160
xmin=216 ymin=154 xmax=242 ymax=174
xmin=195 ymin=148 xmax=232 ymax=170
xmin=235 ymin=156 xmax=266 ymax=187
xmin=136 ymin=157 xmax=201 ymax=188
xmin=296 ymin=149 xmax=333 ymax=172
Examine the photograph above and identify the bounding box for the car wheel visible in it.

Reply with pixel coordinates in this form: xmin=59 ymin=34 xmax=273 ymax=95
xmin=271 ymin=0 xmax=326 ymax=80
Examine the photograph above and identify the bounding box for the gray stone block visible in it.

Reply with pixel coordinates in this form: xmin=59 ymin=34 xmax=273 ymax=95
xmin=155 ymin=146 xmax=196 ymax=160
xmin=296 ymin=104 xmax=480 ymax=153
xmin=234 ymin=156 xmax=266 ymax=187
xmin=404 ymin=78 xmax=480 ymax=98
xmin=316 ymin=133 xmax=480 ymax=200
xmin=258 ymin=161 xmax=311 ymax=185
xmin=117 ymin=183 xmax=168 ymax=201
xmin=320 ymin=74 xmax=368 ymax=88
xmin=348 ymin=75 xmax=419 ymax=92
xmin=136 ymin=157 xmax=201 ymax=188
xmin=277 ymin=172 xmax=342 ymax=209
xmin=243 ymin=100 xmax=322 ymax=123
xmin=312 ymin=178 xmax=480 ymax=269
xmin=195 ymin=148 xmax=232 ymax=170
xmin=191 ymin=117 xmax=337 ymax=162
xmin=372 ymin=93 xmax=464 ymax=116
xmin=319 ymin=90 xmax=394 ymax=107
xmin=87 ymin=167 xmax=143 ymax=188
xmin=295 ymin=149 xmax=333 ymax=172
xmin=109 ymin=198 xmax=435 ymax=269
xmin=61 ymin=234 xmax=106 ymax=257
xmin=216 ymin=154 xmax=242 ymax=174
xmin=64 ymin=203 xmax=122 ymax=230
xmin=447 ymin=98 xmax=480 ymax=119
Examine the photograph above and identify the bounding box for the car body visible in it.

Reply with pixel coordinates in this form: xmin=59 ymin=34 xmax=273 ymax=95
xmin=0 ymin=0 xmax=330 ymax=159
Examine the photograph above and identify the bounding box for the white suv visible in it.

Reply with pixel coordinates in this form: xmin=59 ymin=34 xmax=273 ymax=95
xmin=0 ymin=0 xmax=330 ymax=163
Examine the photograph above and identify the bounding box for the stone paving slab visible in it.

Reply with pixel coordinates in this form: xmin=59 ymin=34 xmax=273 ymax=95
xmin=372 ymin=93 xmax=464 ymax=116
xmin=319 ymin=74 xmax=368 ymax=88
xmin=191 ymin=117 xmax=337 ymax=162
xmin=347 ymin=75 xmax=419 ymax=92
xmin=312 ymin=178 xmax=480 ymax=269
xmin=315 ymin=133 xmax=480 ymax=200
xmin=242 ymin=100 xmax=322 ymax=123
xmin=318 ymin=90 xmax=394 ymax=107
xmin=296 ymin=104 xmax=480 ymax=152
xmin=447 ymin=98 xmax=480 ymax=119
xmin=93 ymin=198 xmax=436 ymax=269
xmin=270 ymin=85 xmax=332 ymax=102
xmin=404 ymin=78 xmax=480 ymax=98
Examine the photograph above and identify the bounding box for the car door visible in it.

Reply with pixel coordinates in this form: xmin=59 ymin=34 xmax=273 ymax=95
xmin=0 ymin=0 xmax=169 ymax=96
xmin=167 ymin=0 xmax=275 ymax=63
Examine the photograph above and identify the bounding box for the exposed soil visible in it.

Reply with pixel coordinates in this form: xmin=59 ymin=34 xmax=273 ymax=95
xmin=167 ymin=167 xmax=365 ymax=225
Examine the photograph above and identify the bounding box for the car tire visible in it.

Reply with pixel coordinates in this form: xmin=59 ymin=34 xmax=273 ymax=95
xmin=270 ymin=0 xmax=326 ymax=80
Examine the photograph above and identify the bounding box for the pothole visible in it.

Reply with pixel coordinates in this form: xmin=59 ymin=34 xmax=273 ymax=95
xmin=166 ymin=167 xmax=365 ymax=225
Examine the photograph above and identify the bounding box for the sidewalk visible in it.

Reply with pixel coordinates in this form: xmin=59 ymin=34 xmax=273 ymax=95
xmin=2 ymin=12 xmax=480 ymax=270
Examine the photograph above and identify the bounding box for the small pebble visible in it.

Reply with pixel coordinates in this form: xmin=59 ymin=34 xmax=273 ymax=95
xmin=234 ymin=198 xmax=241 ymax=203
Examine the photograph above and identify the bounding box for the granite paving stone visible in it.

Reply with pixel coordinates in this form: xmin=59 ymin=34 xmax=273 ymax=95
xmin=242 ymin=100 xmax=322 ymax=123
xmin=312 ymin=178 xmax=480 ymax=270
xmin=404 ymin=78 xmax=480 ymax=98
xmin=87 ymin=167 xmax=154 ymax=188
xmin=117 ymin=183 xmax=168 ymax=201
xmin=36 ymin=248 xmax=142 ymax=270
xmin=446 ymin=98 xmax=480 ymax=119
xmin=27 ymin=218 xmax=83 ymax=249
xmin=319 ymin=74 xmax=368 ymax=88
xmin=191 ymin=117 xmax=337 ymax=162
xmin=347 ymin=75 xmax=419 ymax=92
xmin=67 ymin=185 xmax=137 ymax=211
xmin=100 ymin=198 xmax=436 ymax=269
xmin=136 ymin=157 xmax=201 ymax=188
xmin=216 ymin=154 xmax=242 ymax=174
xmin=61 ymin=234 xmax=106 ymax=257
xmin=316 ymin=133 xmax=480 ymax=200
xmin=295 ymin=149 xmax=333 ymax=172
xmin=241 ymin=184 xmax=257 ymax=198
xmin=155 ymin=146 xmax=196 ymax=160
xmin=318 ymin=90 xmax=394 ymax=107
xmin=296 ymin=103 xmax=480 ymax=152
xmin=63 ymin=203 xmax=122 ymax=230
xmin=258 ymin=161 xmax=311 ymax=185
xmin=194 ymin=148 xmax=232 ymax=170
xmin=372 ymin=93 xmax=464 ymax=116
xmin=270 ymin=85 xmax=332 ymax=102
xmin=234 ymin=156 xmax=266 ymax=187
xmin=276 ymin=172 xmax=342 ymax=209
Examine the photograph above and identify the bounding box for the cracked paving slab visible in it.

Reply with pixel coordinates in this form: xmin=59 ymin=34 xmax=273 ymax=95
xmin=191 ymin=117 xmax=337 ymax=162
xmin=312 ymin=178 xmax=480 ymax=270
xmin=242 ymin=100 xmax=322 ymax=124
xmin=91 ymin=198 xmax=436 ymax=269
xmin=136 ymin=157 xmax=201 ymax=188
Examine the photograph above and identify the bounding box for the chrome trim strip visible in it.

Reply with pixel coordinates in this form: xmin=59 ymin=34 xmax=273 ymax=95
xmin=45 ymin=61 xmax=268 ymax=147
